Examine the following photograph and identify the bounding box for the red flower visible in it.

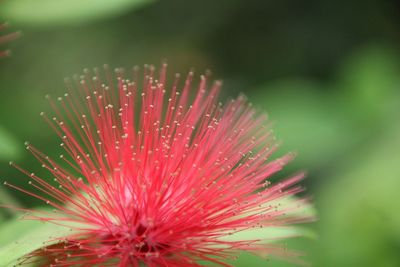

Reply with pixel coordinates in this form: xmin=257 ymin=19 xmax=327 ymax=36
xmin=0 ymin=23 xmax=19 ymax=58
xmin=7 ymin=64 xmax=311 ymax=266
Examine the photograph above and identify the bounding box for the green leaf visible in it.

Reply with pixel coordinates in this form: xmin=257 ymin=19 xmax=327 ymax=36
xmin=249 ymin=79 xmax=354 ymax=168
xmin=337 ymin=45 xmax=400 ymax=123
xmin=0 ymin=218 xmax=71 ymax=267
xmin=318 ymin=121 xmax=400 ymax=267
xmin=221 ymin=196 xmax=316 ymax=244
xmin=0 ymin=126 xmax=20 ymax=161
xmin=202 ymin=197 xmax=316 ymax=266
xmin=220 ymin=225 xmax=315 ymax=244
xmin=1 ymin=0 xmax=155 ymax=27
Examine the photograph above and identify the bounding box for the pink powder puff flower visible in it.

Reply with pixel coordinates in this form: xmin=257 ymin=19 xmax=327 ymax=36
xmin=6 ymin=64 xmax=312 ymax=266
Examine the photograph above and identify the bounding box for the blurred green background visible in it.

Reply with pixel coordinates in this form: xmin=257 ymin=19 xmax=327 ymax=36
xmin=1 ymin=0 xmax=400 ymax=266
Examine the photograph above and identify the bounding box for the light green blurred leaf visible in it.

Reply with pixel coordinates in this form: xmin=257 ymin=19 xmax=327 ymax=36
xmin=250 ymin=79 xmax=354 ymax=168
xmin=221 ymin=226 xmax=315 ymax=244
xmin=338 ymin=45 xmax=400 ymax=122
xmin=0 ymin=126 xmax=20 ymax=160
xmin=1 ymin=0 xmax=155 ymax=26
xmin=203 ymin=236 xmax=316 ymax=267
xmin=318 ymin=121 xmax=400 ymax=267
xmin=0 ymin=217 xmax=71 ymax=267
xmin=223 ymin=196 xmax=316 ymax=242
xmin=207 ymin=196 xmax=316 ymax=266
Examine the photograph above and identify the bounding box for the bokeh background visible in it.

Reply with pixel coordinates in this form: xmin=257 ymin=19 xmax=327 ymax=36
xmin=1 ymin=0 xmax=400 ymax=266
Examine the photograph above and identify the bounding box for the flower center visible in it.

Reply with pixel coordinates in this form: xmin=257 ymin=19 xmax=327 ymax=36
xmin=100 ymin=222 xmax=169 ymax=259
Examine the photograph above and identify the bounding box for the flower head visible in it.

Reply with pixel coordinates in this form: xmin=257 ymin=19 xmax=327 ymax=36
xmin=7 ymin=64 xmax=311 ymax=266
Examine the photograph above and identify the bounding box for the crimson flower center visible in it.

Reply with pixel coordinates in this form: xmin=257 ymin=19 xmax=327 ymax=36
xmin=99 ymin=222 xmax=169 ymax=259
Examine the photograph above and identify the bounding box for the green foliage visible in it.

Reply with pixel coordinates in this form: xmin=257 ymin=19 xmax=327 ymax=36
xmin=249 ymin=46 xmax=400 ymax=172
xmin=1 ymin=0 xmax=155 ymax=26
xmin=221 ymin=196 xmax=316 ymax=243
xmin=248 ymin=45 xmax=400 ymax=265
xmin=317 ymin=121 xmax=400 ymax=266
xmin=0 ymin=217 xmax=72 ymax=267
xmin=250 ymin=79 xmax=351 ymax=168
xmin=0 ymin=127 xmax=22 ymax=220
xmin=337 ymin=45 xmax=400 ymax=123
xmin=0 ymin=126 xmax=20 ymax=161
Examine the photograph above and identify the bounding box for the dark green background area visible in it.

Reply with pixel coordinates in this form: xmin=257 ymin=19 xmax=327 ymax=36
xmin=1 ymin=0 xmax=400 ymax=266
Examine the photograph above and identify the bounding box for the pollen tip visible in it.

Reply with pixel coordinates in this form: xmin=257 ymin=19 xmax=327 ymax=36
xmin=215 ymin=80 xmax=223 ymax=86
